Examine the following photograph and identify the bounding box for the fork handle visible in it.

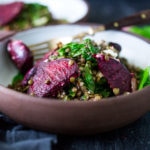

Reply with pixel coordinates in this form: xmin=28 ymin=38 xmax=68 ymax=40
xmin=74 ymin=10 xmax=150 ymax=39
xmin=105 ymin=9 xmax=150 ymax=30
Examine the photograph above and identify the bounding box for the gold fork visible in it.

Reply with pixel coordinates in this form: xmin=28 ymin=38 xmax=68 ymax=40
xmin=30 ymin=37 xmax=73 ymax=60
xmin=29 ymin=9 xmax=150 ymax=60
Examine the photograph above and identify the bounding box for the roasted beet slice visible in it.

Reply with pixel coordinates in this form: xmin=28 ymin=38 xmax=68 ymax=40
xmin=0 ymin=2 xmax=24 ymax=26
xmin=22 ymin=48 xmax=59 ymax=85
xmin=95 ymin=54 xmax=132 ymax=95
xmin=22 ymin=66 xmax=37 ymax=86
xmin=23 ymin=58 xmax=79 ymax=97
xmin=7 ymin=39 xmax=33 ymax=74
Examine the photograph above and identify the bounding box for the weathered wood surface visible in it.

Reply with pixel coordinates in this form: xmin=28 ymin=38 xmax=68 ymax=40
xmin=53 ymin=112 xmax=150 ymax=150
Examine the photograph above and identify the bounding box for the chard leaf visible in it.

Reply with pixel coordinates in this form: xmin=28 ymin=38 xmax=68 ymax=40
xmin=58 ymin=39 xmax=100 ymax=60
xmin=83 ymin=63 xmax=95 ymax=92
xmin=83 ymin=39 xmax=99 ymax=54
xmin=12 ymin=72 xmax=24 ymax=85
xmin=138 ymin=66 xmax=150 ymax=89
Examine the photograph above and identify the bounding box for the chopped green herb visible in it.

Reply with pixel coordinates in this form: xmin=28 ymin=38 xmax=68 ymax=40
xmin=58 ymin=39 xmax=100 ymax=62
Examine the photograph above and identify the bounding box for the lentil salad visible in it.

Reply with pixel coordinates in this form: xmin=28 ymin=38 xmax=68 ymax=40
xmin=7 ymin=38 xmax=150 ymax=101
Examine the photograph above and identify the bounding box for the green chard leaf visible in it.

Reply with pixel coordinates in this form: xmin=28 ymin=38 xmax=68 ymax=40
xmin=58 ymin=42 xmax=84 ymax=58
xmin=83 ymin=39 xmax=99 ymax=54
xmin=58 ymin=39 xmax=100 ymax=60
xmin=12 ymin=72 xmax=24 ymax=86
xmin=138 ymin=66 xmax=150 ymax=89
xmin=83 ymin=62 xmax=95 ymax=92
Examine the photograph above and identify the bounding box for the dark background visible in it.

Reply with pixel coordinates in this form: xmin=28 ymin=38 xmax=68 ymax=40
xmin=86 ymin=0 xmax=150 ymax=24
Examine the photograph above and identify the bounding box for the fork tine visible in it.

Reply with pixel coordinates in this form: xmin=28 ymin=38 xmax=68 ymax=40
xmin=29 ymin=41 xmax=49 ymax=48
xmin=28 ymin=37 xmax=72 ymax=60
xmin=29 ymin=41 xmax=50 ymax=52
xmin=33 ymin=49 xmax=49 ymax=55
xmin=31 ymin=46 xmax=49 ymax=53
xmin=29 ymin=41 xmax=51 ymax=60
xmin=34 ymin=56 xmax=44 ymax=61
xmin=33 ymin=50 xmax=50 ymax=61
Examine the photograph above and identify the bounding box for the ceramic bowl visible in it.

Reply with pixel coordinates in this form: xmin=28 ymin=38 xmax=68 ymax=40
xmin=0 ymin=24 xmax=150 ymax=135
xmin=0 ymin=0 xmax=89 ymax=24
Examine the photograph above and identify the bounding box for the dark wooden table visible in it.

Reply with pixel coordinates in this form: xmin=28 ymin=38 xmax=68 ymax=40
xmin=53 ymin=113 xmax=150 ymax=150
xmin=52 ymin=0 xmax=150 ymax=149
xmin=86 ymin=0 xmax=150 ymax=24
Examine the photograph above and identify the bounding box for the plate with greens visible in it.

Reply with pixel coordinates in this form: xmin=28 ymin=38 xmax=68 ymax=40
xmin=0 ymin=24 xmax=150 ymax=135
xmin=0 ymin=0 xmax=89 ymax=31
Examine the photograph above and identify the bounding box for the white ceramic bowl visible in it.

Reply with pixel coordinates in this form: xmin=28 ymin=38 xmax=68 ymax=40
xmin=0 ymin=24 xmax=150 ymax=135
xmin=0 ymin=0 xmax=89 ymax=23
xmin=1 ymin=24 xmax=150 ymax=86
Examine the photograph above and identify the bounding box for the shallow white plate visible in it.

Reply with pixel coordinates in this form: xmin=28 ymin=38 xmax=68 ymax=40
xmin=0 ymin=0 xmax=89 ymax=23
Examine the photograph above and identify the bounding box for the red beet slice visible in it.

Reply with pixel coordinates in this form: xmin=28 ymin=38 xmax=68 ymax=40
xmin=22 ymin=48 xmax=59 ymax=85
xmin=7 ymin=39 xmax=33 ymax=74
xmin=23 ymin=58 xmax=79 ymax=97
xmin=95 ymin=54 xmax=132 ymax=94
xmin=22 ymin=66 xmax=37 ymax=86
xmin=0 ymin=2 xmax=24 ymax=26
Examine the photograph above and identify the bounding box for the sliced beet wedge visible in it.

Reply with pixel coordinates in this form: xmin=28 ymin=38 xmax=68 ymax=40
xmin=95 ymin=54 xmax=132 ymax=95
xmin=23 ymin=58 xmax=79 ymax=98
xmin=0 ymin=2 xmax=24 ymax=26
xmin=7 ymin=39 xmax=33 ymax=74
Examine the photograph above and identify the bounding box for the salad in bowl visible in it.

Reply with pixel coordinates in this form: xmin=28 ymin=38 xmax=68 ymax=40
xmin=6 ymin=38 xmax=147 ymax=101
xmin=0 ymin=24 xmax=150 ymax=135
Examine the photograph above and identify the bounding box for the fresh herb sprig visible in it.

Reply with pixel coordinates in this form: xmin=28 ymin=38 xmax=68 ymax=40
xmin=58 ymin=39 xmax=100 ymax=61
